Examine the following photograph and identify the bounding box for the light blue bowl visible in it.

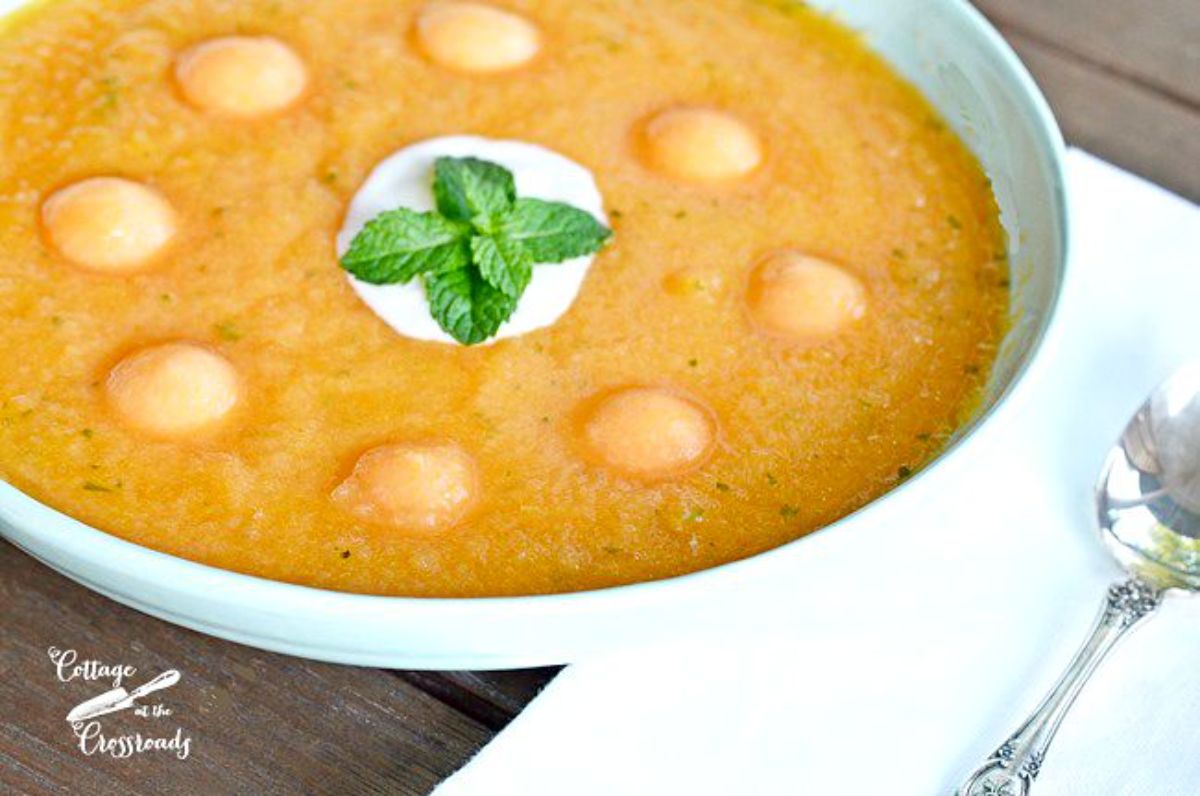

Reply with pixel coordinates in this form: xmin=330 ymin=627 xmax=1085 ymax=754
xmin=0 ymin=0 xmax=1067 ymax=668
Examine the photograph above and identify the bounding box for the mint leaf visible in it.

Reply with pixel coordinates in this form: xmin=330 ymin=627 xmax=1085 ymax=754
xmin=340 ymin=156 xmax=616 ymax=345
xmin=472 ymin=234 xmax=533 ymax=299
xmin=433 ymin=157 xmax=516 ymax=222
xmin=341 ymin=208 xmax=471 ymax=284
xmin=499 ymin=198 xmax=611 ymax=263
xmin=425 ymin=267 xmax=518 ymax=345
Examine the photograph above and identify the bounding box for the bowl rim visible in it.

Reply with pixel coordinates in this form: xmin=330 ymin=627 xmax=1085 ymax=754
xmin=0 ymin=0 xmax=1070 ymax=624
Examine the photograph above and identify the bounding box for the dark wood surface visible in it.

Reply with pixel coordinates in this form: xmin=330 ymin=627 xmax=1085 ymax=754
xmin=975 ymin=0 xmax=1200 ymax=201
xmin=3 ymin=2 xmax=1197 ymax=794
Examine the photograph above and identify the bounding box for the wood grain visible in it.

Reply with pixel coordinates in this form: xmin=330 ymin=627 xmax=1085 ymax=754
xmin=974 ymin=0 xmax=1200 ymax=108
xmin=974 ymin=2 xmax=1200 ymax=201
xmin=0 ymin=543 xmax=491 ymax=796
xmin=395 ymin=669 xmax=558 ymax=732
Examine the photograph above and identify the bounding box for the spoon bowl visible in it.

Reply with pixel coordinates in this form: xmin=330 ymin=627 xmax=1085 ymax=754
xmin=1100 ymin=361 xmax=1200 ymax=587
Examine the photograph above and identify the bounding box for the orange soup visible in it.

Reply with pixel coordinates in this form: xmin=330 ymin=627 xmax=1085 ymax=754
xmin=0 ymin=0 xmax=1008 ymax=596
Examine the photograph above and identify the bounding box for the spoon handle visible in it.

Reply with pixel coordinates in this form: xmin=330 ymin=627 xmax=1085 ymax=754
xmin=955 ymin=578 xmax=1162 ymax=796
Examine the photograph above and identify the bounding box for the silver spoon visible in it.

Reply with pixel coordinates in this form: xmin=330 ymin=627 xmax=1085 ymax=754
xmin=957 ymin=361 xmax=1200 ymax=796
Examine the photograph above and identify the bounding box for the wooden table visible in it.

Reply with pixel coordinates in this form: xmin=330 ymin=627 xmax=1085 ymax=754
xmin=2 ymin=2 xmax=1197 ymax=793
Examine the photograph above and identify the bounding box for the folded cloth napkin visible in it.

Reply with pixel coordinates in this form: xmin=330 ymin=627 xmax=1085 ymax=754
xmin=434 ymin=150 xmax=1200 ymax=796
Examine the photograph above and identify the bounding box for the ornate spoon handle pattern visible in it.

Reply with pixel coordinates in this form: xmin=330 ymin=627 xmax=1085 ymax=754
xmin=955 ymin=579 xmax=1162 ymax=796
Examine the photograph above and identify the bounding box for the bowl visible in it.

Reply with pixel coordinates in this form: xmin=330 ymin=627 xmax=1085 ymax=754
xmin=0 ymin=0 xmax=1068 ymax=669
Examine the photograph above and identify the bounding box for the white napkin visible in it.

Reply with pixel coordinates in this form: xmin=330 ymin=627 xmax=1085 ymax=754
xmin=435 ymin=150 xmax=1200 ymax=796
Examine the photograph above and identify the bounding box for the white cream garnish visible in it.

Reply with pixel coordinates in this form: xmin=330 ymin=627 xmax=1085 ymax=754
xmin=337 ymin=136 xmax=606 ymax=345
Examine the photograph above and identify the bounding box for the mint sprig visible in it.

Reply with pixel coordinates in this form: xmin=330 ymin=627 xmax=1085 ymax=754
xmin=341 ymin=156 xmax=612 ymax=345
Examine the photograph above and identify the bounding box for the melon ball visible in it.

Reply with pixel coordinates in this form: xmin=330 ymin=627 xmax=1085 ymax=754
xmin=580 ymin=387 xmax=716 ymax=480
xmin=642 ymin=107 xmax=763 ymax=183
xmin=415 ymin=2 xmax=541 ymax=73
xmin=747 ymin=251 xmax=867 ymax=340
xmin=333 ymin=443 xmax=479 ymax=532
xmin=41 ymin=177 xmax=176 ymax=274
xmin=106 ymin=343 xmax=240 ymax=437
xmin=175 ymin=36 xmax=308 ymax=117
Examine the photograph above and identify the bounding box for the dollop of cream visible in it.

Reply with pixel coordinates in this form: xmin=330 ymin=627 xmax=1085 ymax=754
xmin=337 ymin=136 xmax=607 ymax=345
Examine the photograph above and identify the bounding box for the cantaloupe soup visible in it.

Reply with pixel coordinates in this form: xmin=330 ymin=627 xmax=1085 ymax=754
xmin=0 ymin=0 xmax=1009 ymax=597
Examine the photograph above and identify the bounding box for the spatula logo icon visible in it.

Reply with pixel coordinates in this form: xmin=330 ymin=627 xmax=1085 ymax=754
xmin=65 ymin=670 xmax=181 ymax=724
